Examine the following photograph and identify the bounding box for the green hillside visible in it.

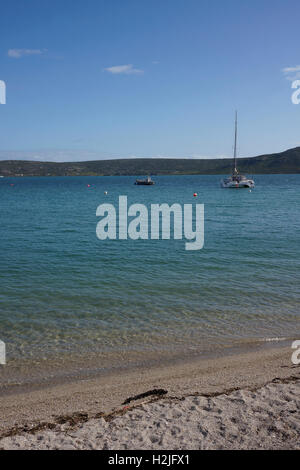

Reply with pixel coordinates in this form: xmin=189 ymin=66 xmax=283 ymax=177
xmin=0 ymin=146 xmax=299 ymax=177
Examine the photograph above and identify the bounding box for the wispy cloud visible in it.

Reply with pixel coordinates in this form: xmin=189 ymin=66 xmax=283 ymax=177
xmin=0 ymin=150 xmax=243 ymax=162
xmin=282 ymin=65 xmax=300 ymax=81
xmin=8 ymin=48 xmax=46 ymax=59
xmin=104 ymin=64 xmax=143 ymax=75
xmin=0 ymin=149 xmax=119 ymax=162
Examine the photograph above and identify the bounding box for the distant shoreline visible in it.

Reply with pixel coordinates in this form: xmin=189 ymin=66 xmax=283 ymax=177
xmin=0 ymin=146 xmax=299 ymax=176
xmin=1 ymin=172 xmax=300 ymax=177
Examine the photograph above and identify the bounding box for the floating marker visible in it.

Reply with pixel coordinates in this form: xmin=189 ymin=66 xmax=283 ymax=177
xmin=193 ymin=192 xmax=197 ymax=197
xmin=104 ymin=191 xmax=108 ymax=195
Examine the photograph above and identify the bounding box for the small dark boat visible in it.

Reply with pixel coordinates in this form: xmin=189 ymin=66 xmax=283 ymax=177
xmin=134 ymin=176 xmax=155 ymax=185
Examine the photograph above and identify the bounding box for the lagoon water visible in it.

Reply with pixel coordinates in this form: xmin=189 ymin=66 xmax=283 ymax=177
xmin=0 ymin=174 xmax=299 ymax=387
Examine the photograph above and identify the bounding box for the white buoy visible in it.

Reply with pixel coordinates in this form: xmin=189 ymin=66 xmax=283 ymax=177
xmin=104 ymin=191 xmax=108 ymax=195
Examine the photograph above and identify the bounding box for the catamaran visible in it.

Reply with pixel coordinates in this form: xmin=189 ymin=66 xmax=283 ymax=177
xmin=221 ymin=112 xmax=255 ymax=189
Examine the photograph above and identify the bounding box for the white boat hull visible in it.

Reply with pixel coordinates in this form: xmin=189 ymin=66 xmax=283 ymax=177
xmin=221 ymin=112 xmax=255 ymax=189
xmin=221 ymin=178 xmax=255 ymax=189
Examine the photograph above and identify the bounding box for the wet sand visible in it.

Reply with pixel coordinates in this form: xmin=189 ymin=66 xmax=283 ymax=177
xmin=0 ymin=345 xmax=299 ymax=449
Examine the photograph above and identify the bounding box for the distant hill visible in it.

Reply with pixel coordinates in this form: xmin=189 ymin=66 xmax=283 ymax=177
xmin=0 ymin=147 xmax=299 ymax=177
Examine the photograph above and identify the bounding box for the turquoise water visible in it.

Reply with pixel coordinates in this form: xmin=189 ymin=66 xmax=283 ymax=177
xmin=0 ymin=175 xmax=299 ymax=385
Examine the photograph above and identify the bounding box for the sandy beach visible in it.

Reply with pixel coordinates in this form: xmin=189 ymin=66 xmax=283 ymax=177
xmin=0 ymin=345 xmax=299 ymax=450
xmin=2 ymin=0 xmax=300 ymax=453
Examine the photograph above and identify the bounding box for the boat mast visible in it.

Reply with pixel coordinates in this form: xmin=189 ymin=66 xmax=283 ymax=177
xmin=233 ymin=110 xmax=238 ymax=175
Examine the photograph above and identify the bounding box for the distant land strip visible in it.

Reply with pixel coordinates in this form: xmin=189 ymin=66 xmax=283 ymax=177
xmin=0 ymin=147 xmax=299 ymax=176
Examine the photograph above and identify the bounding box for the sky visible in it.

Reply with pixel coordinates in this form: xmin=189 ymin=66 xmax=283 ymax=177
xmin=0 ymin=0 xmax=300 ymax=161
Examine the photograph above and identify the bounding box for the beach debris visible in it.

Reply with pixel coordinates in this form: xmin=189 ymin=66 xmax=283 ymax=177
xmin=0 ymin=422 xmax=57 ymax=439
xmin=55 ymin=412 xmax=89 ymax=426
xmin=122 ymin=388 xmax=168 ymax=405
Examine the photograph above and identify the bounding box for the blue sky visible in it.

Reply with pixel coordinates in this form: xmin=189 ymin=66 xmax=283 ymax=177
xmin=0 ymin=0 xmax=300 ymax=161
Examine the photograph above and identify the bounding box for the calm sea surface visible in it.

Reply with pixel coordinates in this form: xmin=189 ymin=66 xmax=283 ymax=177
xmin=0 ymin=174 xmax=299 ymax=387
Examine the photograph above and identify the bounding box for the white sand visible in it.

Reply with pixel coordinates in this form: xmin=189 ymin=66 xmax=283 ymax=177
xmin=1 ymin=378 xmax=299 ymax=450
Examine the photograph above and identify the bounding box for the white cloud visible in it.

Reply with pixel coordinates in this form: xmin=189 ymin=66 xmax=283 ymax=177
xmin=8 ymin=49 xmax=46 ymax=59
xmin=104 ymin=64 xmax=143 ymax=75
xmin=0 ymin=150 xmax=235 ymax=162
xmin=282 ymin=65 xmax=300 ymax=81
xmin=0 ymin=149 xmax=119 ymax=162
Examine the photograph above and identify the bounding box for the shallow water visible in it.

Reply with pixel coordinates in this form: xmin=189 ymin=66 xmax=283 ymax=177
xmin=0 ymin=174 xmax=299 ymax=386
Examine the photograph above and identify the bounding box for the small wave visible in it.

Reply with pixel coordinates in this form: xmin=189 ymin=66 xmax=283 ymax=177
xmin=261 ymin=337 xmax=288 ymax=342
